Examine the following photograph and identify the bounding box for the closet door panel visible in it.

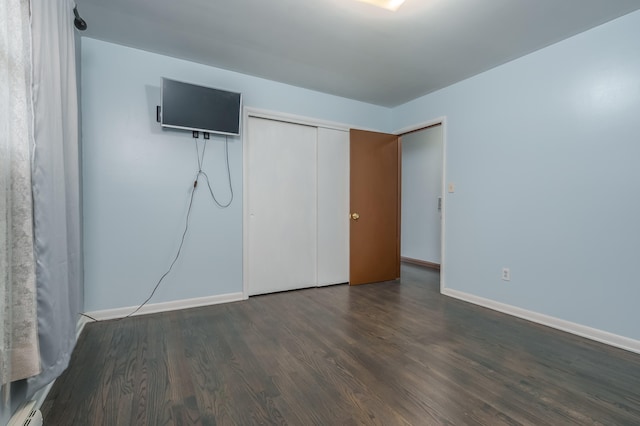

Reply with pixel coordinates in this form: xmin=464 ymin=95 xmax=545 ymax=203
xmin=317 ymin=127 xmax=349 ymax=286
xmin=247 ymin=117 xmax=317 ymax=295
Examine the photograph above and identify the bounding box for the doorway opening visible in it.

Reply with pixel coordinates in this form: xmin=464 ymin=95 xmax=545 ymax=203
xmin=397 ymin=120 xmax=445 ymax=286
xmin=347 ymin=119 xmax=446 ymax=287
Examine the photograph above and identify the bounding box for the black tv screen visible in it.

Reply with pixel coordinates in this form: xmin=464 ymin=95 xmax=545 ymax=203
xmin=161 ymin=77 xmax=242 ymax=136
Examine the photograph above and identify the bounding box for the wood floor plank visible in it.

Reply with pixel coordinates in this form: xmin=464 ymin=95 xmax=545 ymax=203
xmin=247 ymin=292 xmax=411 ymax=425
xmin=42 ymin=265 xmax=640 ymax=425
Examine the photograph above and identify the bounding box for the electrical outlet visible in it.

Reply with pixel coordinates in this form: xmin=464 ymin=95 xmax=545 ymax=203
xmin=501 ymin=268 xmax=511 ymax=281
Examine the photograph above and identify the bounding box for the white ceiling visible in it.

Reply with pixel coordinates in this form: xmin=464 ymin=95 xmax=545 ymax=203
xmin=75 ymin=0 xmax=640 ymax=107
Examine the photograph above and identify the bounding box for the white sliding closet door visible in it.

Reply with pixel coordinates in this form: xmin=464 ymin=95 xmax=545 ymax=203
xmin=317 ymin=128 xmax=349 ymax=286
xmin=247 ymin=117 xmax=317 ymax=295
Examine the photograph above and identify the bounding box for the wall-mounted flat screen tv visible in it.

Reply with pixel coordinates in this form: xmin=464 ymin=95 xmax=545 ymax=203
xmin=161 ymin=77 xmax=242 ymax=136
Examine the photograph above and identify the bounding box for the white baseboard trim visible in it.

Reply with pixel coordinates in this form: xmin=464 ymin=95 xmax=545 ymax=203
xmin=442 ymin=287 xmax=640 ymax=355
xmin=76 ymin=315 xmax=89 ymax=338
xmin=84 ymin=292 xmax=245 ymax=321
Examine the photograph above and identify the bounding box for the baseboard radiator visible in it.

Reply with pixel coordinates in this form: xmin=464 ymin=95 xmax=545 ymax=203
xmin=8 ymin=400 xmax=43 ymax=426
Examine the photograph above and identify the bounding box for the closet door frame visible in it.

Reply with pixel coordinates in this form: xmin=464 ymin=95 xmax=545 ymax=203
xmin=242 ymin=107 xmax=351 ymax=299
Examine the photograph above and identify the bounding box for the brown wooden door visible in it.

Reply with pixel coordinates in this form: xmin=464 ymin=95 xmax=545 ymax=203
xmin=349 ymin=129 xmax=400 ymax=285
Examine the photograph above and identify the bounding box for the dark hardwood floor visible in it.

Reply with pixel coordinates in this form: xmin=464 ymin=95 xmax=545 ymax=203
xmin=42 ymin=264 xmax=640 ymax=425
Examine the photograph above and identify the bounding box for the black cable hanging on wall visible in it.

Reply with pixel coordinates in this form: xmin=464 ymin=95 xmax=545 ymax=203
xmin=73 ymin=5 xmax=87 ymax=31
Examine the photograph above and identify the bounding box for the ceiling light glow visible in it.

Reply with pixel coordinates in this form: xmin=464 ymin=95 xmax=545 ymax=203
xmin=354 ymin=0 xmax=406 ymax=11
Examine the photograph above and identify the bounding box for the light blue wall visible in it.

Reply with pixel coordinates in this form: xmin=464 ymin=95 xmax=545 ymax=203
xmin=81 ymin=38 xmax=391 ymax=311
xmin=392 ymin=10 xmax=640 ymax=340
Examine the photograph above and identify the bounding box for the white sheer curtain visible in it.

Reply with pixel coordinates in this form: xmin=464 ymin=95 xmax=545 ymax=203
xmin=0 ymin=0 xmax=41 ymax=393
xmin=26 ymin=0 xmax=84 ymax=395
xmin=1 ymin=0 xmax=83 ymax=407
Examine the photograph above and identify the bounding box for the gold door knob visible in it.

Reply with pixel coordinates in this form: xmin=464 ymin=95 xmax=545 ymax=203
xmin=350 ymin=213 xmax=360 ymax=220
